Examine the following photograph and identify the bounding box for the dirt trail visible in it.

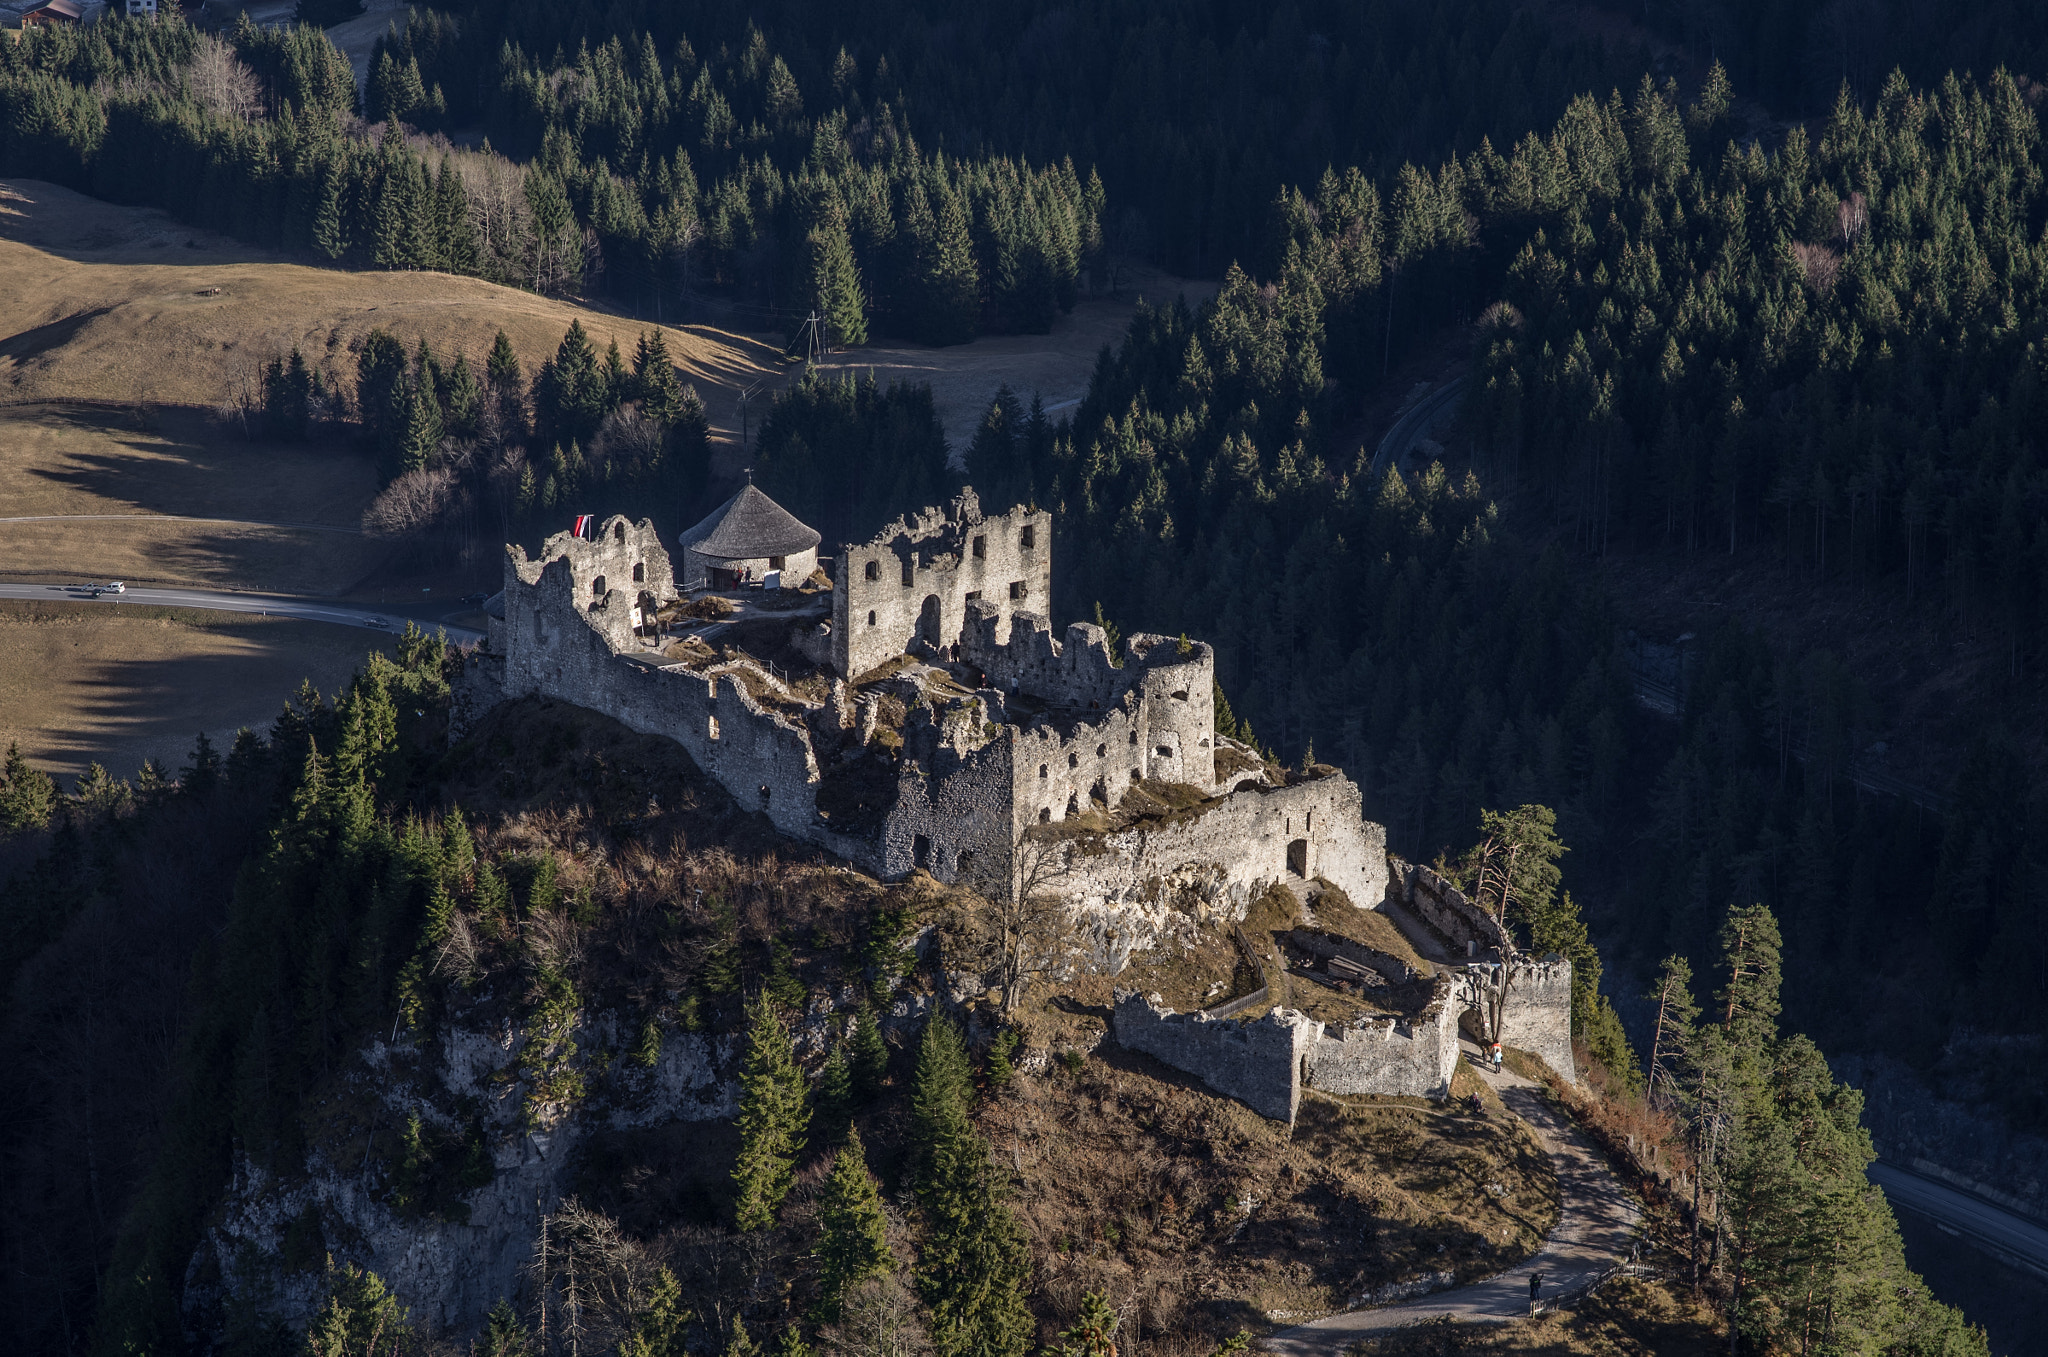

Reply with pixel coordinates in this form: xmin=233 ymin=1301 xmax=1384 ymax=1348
xmin=1263 ymin=1053 xmax=1642 ymax=1354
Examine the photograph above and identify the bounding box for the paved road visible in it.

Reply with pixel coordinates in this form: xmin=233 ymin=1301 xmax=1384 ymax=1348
xmin=1870 ymin=1162 xmax=2048 ymax=1281
xmin=1264 ymin=1054 xmax=1642 ymax=1354
xmin=1367 ymin=377 xmax=1466 ymax=480
xmin=0 ymin=582 xmax=483 ymax=645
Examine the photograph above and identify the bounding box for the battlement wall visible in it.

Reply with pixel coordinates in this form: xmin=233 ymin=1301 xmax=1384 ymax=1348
xmin=1468 ymin=958 xmax=1576 ymax=1084
xmin=833 ymin=491 xmax=1050 ymax=677
xmin=498 ymin=539 xmax=839 ymax=852
xmin=1304 ymin=973 xmax=1464 ymax=1100
xmin=1113 ymin=991 xmax=1317 ymax=1123
xmin=1042 ymin=774 xmax=1387 ymax=970
xmin=1392 ymin=860 xmax=1512 ymax=959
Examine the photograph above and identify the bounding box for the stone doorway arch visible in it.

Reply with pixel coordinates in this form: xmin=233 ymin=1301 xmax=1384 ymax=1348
xmin=916 ymin=594 xmax=942 ymax=647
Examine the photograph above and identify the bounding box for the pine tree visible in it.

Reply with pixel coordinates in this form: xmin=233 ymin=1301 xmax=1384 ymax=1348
xmin=724 ymin=1317 xmax=761 ymax=1357
xmin=304 ymin=1257 xmax=412 ymax=1357
xmin=1715 ymin=902 xmax=1783 ymax=1058
xmin=0 ymin=742 xmax=57 ymax=833
xmin=1050 ymin=1292 xmax=1118 ymax=1357
xmin=850 ymin=1000 xmax=889 ymax=1099
xmin=732 ymin=990 xmax=810 ymax=1229
xmin=1644 ymin=954 xmax=1699 ymax=1111
xmin=807 ymin=200 xmax=868 ymax=348
xmin=634 ymin=329 xmax=686 ymax=425
xmin=621 ymin=1268 xmax=689 ymax=1357
xmin=815 ymin=1126 xmax=893 ymax=1323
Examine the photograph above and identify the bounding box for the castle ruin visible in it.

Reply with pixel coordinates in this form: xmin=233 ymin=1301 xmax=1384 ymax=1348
xmin=456 ymin=484 xmax=1572 ymax=1114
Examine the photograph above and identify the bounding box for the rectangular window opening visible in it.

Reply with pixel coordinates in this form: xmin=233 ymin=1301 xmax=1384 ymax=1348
xmin=972 ymin=534 xmax=986 ymax=558
xmin=1008 ymin=581 xmax=1026 ymax=601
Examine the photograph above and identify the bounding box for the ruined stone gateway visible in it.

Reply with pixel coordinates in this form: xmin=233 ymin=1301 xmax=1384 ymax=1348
xmin=456 ymin=485 xmax=1571 ymax=1116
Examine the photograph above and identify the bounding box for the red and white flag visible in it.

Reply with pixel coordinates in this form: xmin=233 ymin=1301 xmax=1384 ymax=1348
xmin=571 ymin=514 xmax=594 ymax=539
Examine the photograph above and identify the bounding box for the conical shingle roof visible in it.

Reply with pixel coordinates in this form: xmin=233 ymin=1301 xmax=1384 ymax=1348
xmin=678 ymin=483 xmax=821 ymax=560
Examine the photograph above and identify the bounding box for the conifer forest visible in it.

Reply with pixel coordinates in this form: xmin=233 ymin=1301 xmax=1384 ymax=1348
xmin=5 ymin=1 xmax=2048 ymax=1355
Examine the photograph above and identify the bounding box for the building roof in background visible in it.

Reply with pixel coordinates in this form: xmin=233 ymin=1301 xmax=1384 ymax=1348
xmin=24 ymin=0 xmax=85 ymax=18
xmin=679 ymin=483 xmax=821 ymax=561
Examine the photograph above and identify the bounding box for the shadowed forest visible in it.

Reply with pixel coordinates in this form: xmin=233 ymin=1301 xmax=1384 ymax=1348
xmin=5 ymin=0 xmax=2048 ymax=1353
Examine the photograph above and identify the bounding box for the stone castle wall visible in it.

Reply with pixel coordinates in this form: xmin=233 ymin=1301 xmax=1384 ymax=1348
xmin=833 ymin=493 xmax=1050 ymax=678
xmin=1044 ymin=774 xmax=1387 ymax=970
xmin=1112 ymin=991 xmax=1317 ymax=1123
xmin=1304 ymin=974 xmax=1464 ymax=1100
xmin=1492 ymin=958 xmax=1576 ymax=1083
xmin=1394 ymin=859 xmax=1513 ymax=958
xmin=495 ymin=518 xmax=836 ymax=850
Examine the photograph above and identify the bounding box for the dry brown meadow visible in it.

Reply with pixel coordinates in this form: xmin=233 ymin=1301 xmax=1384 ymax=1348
xmin=0 ymin=600 xmax=392 ymax=784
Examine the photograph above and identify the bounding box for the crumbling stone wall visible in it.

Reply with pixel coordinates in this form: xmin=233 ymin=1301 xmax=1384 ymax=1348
xmin=1286 ymin=929 xmax=1417 ymax=984
xmin=972 ymin=612 xmax=1219 ymax=806
xmin=1485 ymin=958 xmax=1576 ymax=1084
xmin=496 ymin=524 xmax=831 ymax=848
xmin=1393 ymin=859 xmax=1512 ymax=958
xmin=1304 ymin=974 xmax=1464 ymax=1100
xmin=832 ymin=490 xmax=1050 ymax=678
xmin=1113 ymin=990 xmax=1319 ymax=1123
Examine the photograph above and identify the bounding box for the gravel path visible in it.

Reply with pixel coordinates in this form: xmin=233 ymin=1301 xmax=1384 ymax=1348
xmin=1263 ymin=1055 xmax=1642 ymax=1354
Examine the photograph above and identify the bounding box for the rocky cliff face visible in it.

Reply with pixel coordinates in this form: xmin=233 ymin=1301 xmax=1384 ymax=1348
xmin=181 ymin=1009 xmax=743 ymax=1342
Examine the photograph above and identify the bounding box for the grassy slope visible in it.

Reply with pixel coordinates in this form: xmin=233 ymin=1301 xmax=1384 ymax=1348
xmin=0 ymin=601 xmax=397 ymax=782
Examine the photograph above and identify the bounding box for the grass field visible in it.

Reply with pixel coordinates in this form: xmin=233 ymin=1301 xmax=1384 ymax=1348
xmin=0 ymin=178 xmax=783 ymax=440
xmin=0 ymin=601 xmax=389 ymax=785
xmin=0 ymin=402 xmax=388 ymax=592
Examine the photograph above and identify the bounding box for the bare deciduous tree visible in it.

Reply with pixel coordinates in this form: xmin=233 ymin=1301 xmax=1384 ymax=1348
xmin=818 ymin=1272 xmax=932 ymax=1357
xmin=188 ymin=35 xmax=263 ymax=121
xmin=362 ymin=466 xmax=458 ymax=538
xmin=953 ymin=831 xmax=1076 ymax=1015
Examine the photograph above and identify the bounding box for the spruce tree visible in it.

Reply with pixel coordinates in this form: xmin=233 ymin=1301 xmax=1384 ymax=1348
xmin=312 ymin=160 xmax=348 ymax=259
xmin=724 ymin=1318 xmax=761 ymax=1357
xmin=909 ymin=1016 xmax=973 ymax=1187
xmin=634 ymin=329 xmax=686 ymax=425
xmin=920 ymin=186 xmax=980 ymax=345
xmin=910 ymin=1016 xmax=1032 ymax=1357
xmin=732 ymin=990 xmax=810 ymax=1230
xmin=0 ymin=742 xmax=57 ymax=833
xmin=807 ymin=200 xmax=868 ymax=349
xmin=479 ymin=1298 xmax=534 ymax=1356
xmin=815 ymin=1125 xmax=893 ymax=1323
xmin=437 ymin=157 xmax=479 ymax=274
xmin=816 ymin=1043 xmax=853 ymax=1134
xmin=621 ymin=1268 xmax=689 ymax=1357
xmin=397 ymin=374 xmax=443 ymax=474
xmin=850 ymin=1000 xmax=889 ymax=1099
xmin=179 ymin=731 xmax=221 ymax=798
